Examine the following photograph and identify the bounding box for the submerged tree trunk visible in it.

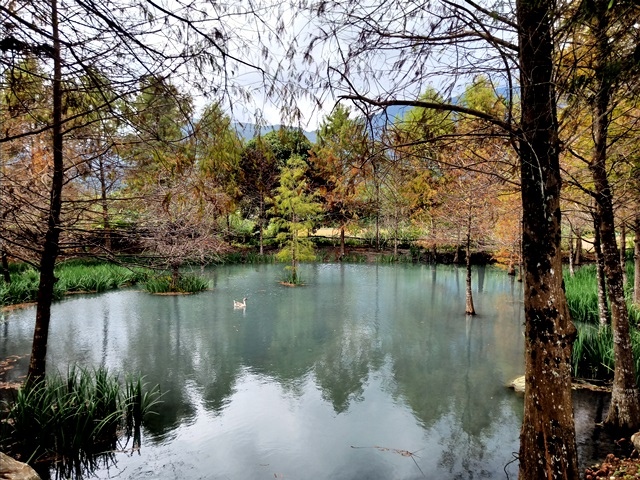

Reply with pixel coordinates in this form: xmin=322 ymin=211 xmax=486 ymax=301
xmin=465 ymin=221 xmax=475 ymax=316
xmin=516 ymin=0 xmax=579 ymax=477
xmin=589 ymin=6 xmax=640 ymax=432
xmin=593 ymin=214 xmax=611 ymax=326
xmin=28 ymin=0 xmax=64 ymax=386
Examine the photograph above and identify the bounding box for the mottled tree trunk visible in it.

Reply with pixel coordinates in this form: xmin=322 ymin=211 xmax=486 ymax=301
xmin=465 ymin=221 xmax=475 ymax=316
xmin=453 ymin=228 xmax=461 ymax=265
xmin=28 ymin=0 xmax=64 ymax=386
xmin=98 ymin=154 xmax=111 ymax=252
xmin=0 ymin=244 xmax=10 ymax=284
xmin=575 ymin=232 xmax=582 ymax=266
xmin=516 ymin=0 xmax=579 ymax=477
xmin=170 ymin=262 xmax=180 ymax=290
xmin=620 ymin=221 xmax=627 ymax=288
xmin=291 ymin=222 xmax=298 ymax=284
xmin=568 ymin=228 xmax=575 ymax=277
xmin=593 ymin=214 xmax=611 ymax=326
xmin=259 ymin=196 xmax=264 ymax=255
xmin=634 ymin=212 xmax=640 ymax=306
xmin=589 ymin=6 xmax=640 ymax=432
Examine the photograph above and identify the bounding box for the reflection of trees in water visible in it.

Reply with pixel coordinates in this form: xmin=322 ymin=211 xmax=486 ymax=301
xmin=115 ymin=265 xmax=523 ymax=444
xmin=313 ymin=264 xmax=386 ymax=412
xmin=385 ymin=267 xmax=523 ymax=477
xmin=314 ymin=320 xmax=384 ymax=413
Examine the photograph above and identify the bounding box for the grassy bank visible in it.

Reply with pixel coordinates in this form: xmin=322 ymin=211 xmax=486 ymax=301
xmin=0 ymin=260 xmax=149 ymax=307
xmin=0 ymin=367 xmax=160 ymax=477
xmin=566 ymin=263 xmax=640 ymax=383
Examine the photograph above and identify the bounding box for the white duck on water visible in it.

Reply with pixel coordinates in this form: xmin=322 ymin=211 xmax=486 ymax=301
xmin=233 ymin=297 xmax=247 ymax=309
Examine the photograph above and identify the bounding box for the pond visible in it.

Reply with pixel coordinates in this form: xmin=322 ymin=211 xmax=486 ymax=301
xmin=1 ymin=263 xmax=529 ymax=479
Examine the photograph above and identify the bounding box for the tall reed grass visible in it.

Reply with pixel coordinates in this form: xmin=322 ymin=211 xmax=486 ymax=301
xmin=1 ymin=367 xmax=161 ymax=478
xmin=564 ymin=263 xmax=637 ymax=325
xmin=567 ymin=262 xmax=640 ymax=383
xmin=57 ymin=263 xmax=149 ymax=294
xmin=572 ymin=323 xmax=640 ymax=385
xmin=0 ymin=261 xmax=150 ymax=307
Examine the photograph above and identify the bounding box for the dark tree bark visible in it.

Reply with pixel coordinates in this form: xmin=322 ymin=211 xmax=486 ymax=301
xmin=588 ymin=3 xmax=640 ymax=432
xmin=98 ymin=154 xmax=112 ymax=252
xmin=516 ymin=0 xmax=579 ymax=477
xmin=593 ymin=213 xmax=611 ymax=326
xmin=620 ymin=221 xmax=627 ymax=287
xmin=574 ymin=231 xmax=583 ymax=266
xmin=27 ymin=0 xmax=64 ymax=386
xmin=568 ymin=227 xmax=575 ymax=277
xmin=635 ymin=212 xmax=640 ymax=306
xmin=259 ymin=196 xmax=265 ymax=255
xmin=465 ymin=218 xmax=475 ymax=316
xmin=0 ymin=244 xmax=10 ymax=284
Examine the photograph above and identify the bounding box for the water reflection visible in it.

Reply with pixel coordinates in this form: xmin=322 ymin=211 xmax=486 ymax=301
xmin=1 ymin=264 xmax=526 ymax=479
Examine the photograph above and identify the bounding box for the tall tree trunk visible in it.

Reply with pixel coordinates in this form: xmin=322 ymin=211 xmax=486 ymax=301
xmin=516 ymin=0 xmax=578 ymax=477
xmin=575 ymin=231 xmax=582 ymax=266
xmin=634 ymin=212 xmax=640 ymax=306
xmin=0 ymin=244 xmax=10 ymax=284
xmin=465 ymin=220 xmax=475 ymax=316
xmin=98 ymin=155 xmax=111 ymax=252
xmin=593 ymin=213 xmax=611 ymax=326
xmin=340 ymin=225 xmax=345 ymax=258
xmin=620 ymin=221 xmax=627 ymax=288
xmin=589 ymin=6 xmax=640 ymax=431
xmin=393 ymin=208 xmax=399 ymax=256
xmin=171 ymin=262 xmax=180 ymax=290
xmin=28 ymin=0 xmax=64 ymax=386
xmin=517 ymin=222 xmax=523 ymax=283
xmin=291 ymin=220 xmax=298 ymax=284
xmin=259 ymin=196 xmax=264 ymax=255
xmin=568 ymin=227 xmax=575 ymax=277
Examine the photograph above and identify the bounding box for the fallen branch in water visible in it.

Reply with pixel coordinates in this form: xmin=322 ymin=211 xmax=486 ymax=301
xmin=350 ymin=445 xmax=426 ymax=477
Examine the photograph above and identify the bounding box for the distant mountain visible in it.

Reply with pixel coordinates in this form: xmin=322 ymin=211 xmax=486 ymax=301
xmin=233 ymin=122 xmax=317 ymax=144
xmin=365 ymin=85 xmax=517 ymax=132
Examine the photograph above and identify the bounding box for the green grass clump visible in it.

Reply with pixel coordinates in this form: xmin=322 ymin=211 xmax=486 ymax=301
xmin=143 ymin=273 xmax=209 ymax=294
xmin=0 ymin=268 xmax=65 ymax=306
xmin=1 ymin=366 xmax=161 ymax=477
xmin=572 ymin=323 xmax=640 ymax=386
xmin=0 ymin=261 xmax=150 ymax=307
xmin=572 ymin=323 xmax=614 ymax=381
xmin=564 ymin=263 xmax=638 ymax=325
xmin=56 ymin=263 xmax=149 ymax=293
xmin=564 ymin=265 xmax=601 ymax=324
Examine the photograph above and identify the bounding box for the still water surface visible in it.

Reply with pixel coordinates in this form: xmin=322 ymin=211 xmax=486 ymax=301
xmin=1 ymin=264 xmax=526 ymax=479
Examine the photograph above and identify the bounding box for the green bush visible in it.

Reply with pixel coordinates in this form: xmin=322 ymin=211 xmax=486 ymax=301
xmin=143 ymin=273 xmax=209 ymax=293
